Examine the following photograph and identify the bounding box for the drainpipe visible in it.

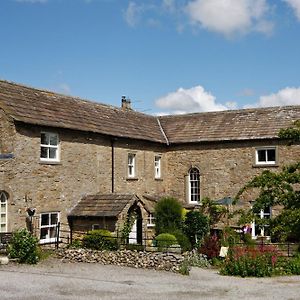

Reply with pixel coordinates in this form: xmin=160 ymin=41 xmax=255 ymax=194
xmin=111 ymin=138 xmax=115 ymax=193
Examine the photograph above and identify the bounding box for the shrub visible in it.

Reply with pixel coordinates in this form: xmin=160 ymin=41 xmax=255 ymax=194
xmin=82 ymin=229 xmax=118 ymax=250
xmin=68 ymin=239 xmax=82 ymax=249
xmin=155 ymin=197 xmax=183 ymax=235
xmin=183 ymin=210 xmax=209 ymax=248
xmin=170 ymin=229 xmax=191 ymax=252
xmin=155 ymin=233 xmax=177 ymax=251
xmin=199 ymin=234 xmax=220 ymax=259
xmin=8 ymin=228 xmax=40 ymax=264
xmin=220 ymin=245 xmax=279 ymax=277
xmin=221 ymin=227 xmax=242 ymax=247
xmin=184 ymin=250 xmax=210 ymax=268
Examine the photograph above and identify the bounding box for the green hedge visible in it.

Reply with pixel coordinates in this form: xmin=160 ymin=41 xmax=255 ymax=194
xmin=155 ymin=233 xmax=177 ymax=251
xmin=82 ymin=229 xmax=118 ymax=250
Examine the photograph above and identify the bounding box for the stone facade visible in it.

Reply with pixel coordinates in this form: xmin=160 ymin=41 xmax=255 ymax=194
xmin=0 ymin=81 xmax=299 ymax=244
xmin=0 ymin=120 xmax=168 ymax=238
xmin=165 ymin=140 xmax=300 ymax=206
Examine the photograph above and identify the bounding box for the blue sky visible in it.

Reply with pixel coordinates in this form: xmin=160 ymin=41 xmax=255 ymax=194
xmin=1 ymin=0 xmax=300 ymax=115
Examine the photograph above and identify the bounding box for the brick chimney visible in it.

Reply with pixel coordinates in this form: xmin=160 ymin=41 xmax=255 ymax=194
xmin=121 ymin=96 xmax=132 ymax=110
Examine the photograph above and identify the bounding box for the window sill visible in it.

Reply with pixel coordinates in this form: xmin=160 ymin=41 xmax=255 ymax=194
xmin=253 ymin=163 xmax=278 ymax=168
xmin=147 ymin=224 xmax=155 ymax=228
xmin=186 ymin=202 xmax=202 ymax=208
xmin=39 ymin=160 xmax=61 ymax=165
xmin=126 ymin=177 xmax=139 ymax=181
xmin=155 ymin=177 xmax=163 ymax=181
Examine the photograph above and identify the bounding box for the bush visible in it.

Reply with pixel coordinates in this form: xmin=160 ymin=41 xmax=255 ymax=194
xmin=221 ymin=227 xmax=242 ymax=247
xmin=170 ymin=229 xmax=191 ymax=252
xmin=82 ymin=229 xmax=118 ymax=250
xmin=8 ymin=229 xmax=40 ymax=264
xmin=184 ymin=210 xmax=209 ymax=248
xmin=68 ymin=239 xmax=82 ymax=249
xmin=199 ymin=234 xmax=220 ymax=259
xmin=155 ymin=197 xmax=183 ymax=235
xmin=155 ymin=233 xmax=177 ymax=251
xmin=220 ymin=245 xmax=279 ymax=277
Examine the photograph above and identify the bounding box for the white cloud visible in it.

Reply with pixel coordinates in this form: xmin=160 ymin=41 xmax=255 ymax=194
xmin=283 ymin=0 xmax=300 ymax=20
xmin=253 ymin=87 xmax=300 ymax=107
xmin=185 ymin=0 xmax=273 ymax=36
xmin=15 ymin=0 xmax=47 ymax=3
xmin=163 ymin=0 xmax=176 ymax=13
xmin=124 ymin=2 xmax=144 ymax=27
xmin=155 ymin=85 xmax=228 ymax=114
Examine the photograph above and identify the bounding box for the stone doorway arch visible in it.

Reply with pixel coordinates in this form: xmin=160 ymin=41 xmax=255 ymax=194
xmin=128 ymin=204 xmax=143 ymax=244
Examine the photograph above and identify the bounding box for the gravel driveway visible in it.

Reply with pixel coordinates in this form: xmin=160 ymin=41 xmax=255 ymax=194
xmin=1 ymin=258 xmax=300 ymax=300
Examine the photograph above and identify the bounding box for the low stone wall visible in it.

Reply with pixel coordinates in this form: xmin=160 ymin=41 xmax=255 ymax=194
xmin=56 ymin=249 xmax=184 ymax=272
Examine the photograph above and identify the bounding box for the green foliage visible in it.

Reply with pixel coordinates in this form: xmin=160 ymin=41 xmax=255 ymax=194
xmin=179 ymin=251 xmax=210 ymax=275
xmin=178 ymin=259 xmax=190 ymax=275
xmin=236 ymin=160 xmax=300 ymax=242
xmin=279 ymin=120 xmax=300 ymax=143
xmin=185 ymin=250 xmax=211 ymax=268
xmin=155 ymin=233 xmax=177 ymax=251
xmin=82 ymin=229 xmax=118 ymax=250
xmin=200 ymin=197 xmax=228 ymax=227
xmin=220 ymin=245 xmax=300 ymax=277
xmin=221 ymin=227 xmax=242 ymax=247
xmin=68 ymin=239 xmax=83 ymax=249
xmin=199 ymin=234 xmax=220 ymax=259
xmin=154 ymin=197 xmax=183 ymax=235
xmin=183 ymin=210 xmax=209 ymax=248
xmin=120 ymin=213 xmax=137 ymax=243
xmin=170 ymin=229 xmax=191 ymax=252
xmin=8 ymin=228 xmax=40 ymax=264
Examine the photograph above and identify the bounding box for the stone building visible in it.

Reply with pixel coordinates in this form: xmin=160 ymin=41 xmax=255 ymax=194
xmin=0 ymin=80 xmax=299 ymax=243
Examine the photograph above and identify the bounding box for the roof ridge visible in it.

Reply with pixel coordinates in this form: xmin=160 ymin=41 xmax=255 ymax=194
xmin=0 ymin=79 xmax=155 ymax=119
xmin=158 ymin=105 xmax=300 ymax=119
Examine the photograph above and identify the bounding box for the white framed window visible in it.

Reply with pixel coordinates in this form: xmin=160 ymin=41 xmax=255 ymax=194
xmin=0 ymin=191 xmax=8 ymax=233
xmin=128 ymin=153 xmax=136 ymax=178
xmin=40 ymin=132 xmax=60 ymax=162
xmin=251 ymin=206 xmax=271 ymax=238
xmin=40 ymin=212 xmax=59 ymax=243
xmin=189 ymin=168 xmax=200 ymax=203
xmin=147 ymin=214 xmax=155 ymax=227
xmin=154 ymin=156 xmax=161 ymax=179
xmin=255 ymin=148 xmax=276 ymax=165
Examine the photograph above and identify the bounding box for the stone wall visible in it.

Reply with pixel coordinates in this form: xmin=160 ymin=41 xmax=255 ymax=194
xmin=165 ymin=140 xmax=300 ymax=206
xmin=57 ymin=248 xmax=184 ymax=272
xmin=0 ymin=122 xmax=167 ymax=233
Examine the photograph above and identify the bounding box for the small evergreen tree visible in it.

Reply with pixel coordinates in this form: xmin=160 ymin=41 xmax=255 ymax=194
xmin=183 ymin=210 xmax=209 ymax=248
xmin=154 ymin=197 xmax=183 ymax=235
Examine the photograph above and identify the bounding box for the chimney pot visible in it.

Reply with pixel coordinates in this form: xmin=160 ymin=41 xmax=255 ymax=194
xmin=121 ymin=96 xmax=132 ymax=110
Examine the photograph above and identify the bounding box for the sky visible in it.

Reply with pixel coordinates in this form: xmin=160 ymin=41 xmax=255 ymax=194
xmin=1 ymin=0 xmax=300 ymax=115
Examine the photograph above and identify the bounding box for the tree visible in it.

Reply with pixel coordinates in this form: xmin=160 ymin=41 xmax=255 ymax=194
xmin=154 ymin=197 xmax=183 ymax=235
xmin=183 ymin=210 xmax=209 ymax=248
xmin=235 ymin=121 xmax=300 ymax=241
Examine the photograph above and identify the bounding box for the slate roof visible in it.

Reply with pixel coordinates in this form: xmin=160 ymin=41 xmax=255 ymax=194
xmin=0 ymin=80 xmax=299 ymax=144
xmin=159 ymin=106 xmax=300 ymax=144
xmin=0 ymin=80 xmax=165 ymax=143
xmin=69 ymin=194 xmax=138 ymax=217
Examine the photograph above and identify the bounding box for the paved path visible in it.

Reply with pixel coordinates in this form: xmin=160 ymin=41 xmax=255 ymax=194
xmin=1 ymin=258 xmax=300 ymax=299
